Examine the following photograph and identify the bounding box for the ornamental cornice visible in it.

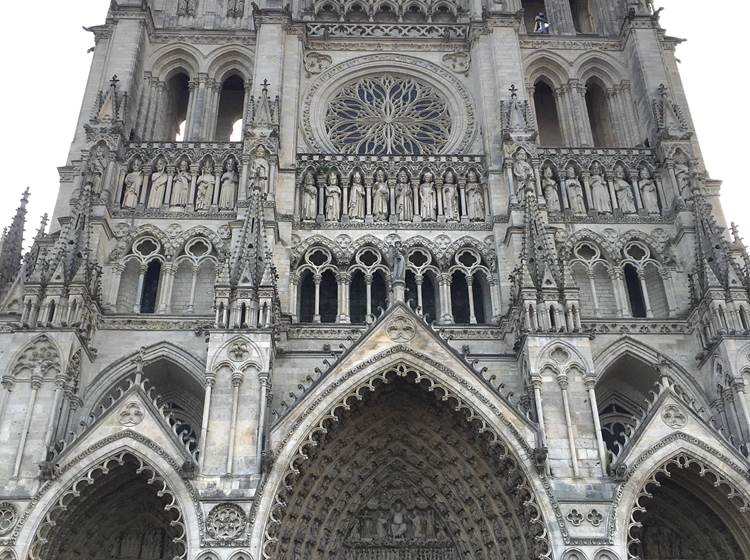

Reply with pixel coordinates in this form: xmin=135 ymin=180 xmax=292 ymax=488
xmin=150 ymin=31 xmax=256 ymax=44
xmin=519 ymin=37 xmax=622 ymax=51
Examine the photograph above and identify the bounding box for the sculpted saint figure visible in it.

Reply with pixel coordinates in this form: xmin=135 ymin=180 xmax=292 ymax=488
xmin=590 ymin=162 xmax=611 ymax=214
xmin=348 ymin=172 xmax=366 ymax=221
xmin=390 ymin=501 xmax=409 ymax=539
xmin=565 ymin=166 xmax=587 ymax=214
xmin=419 ymin=172 xmax=437 ymax=221
xmin=88 ymin=145 xmax=108 ymax=195
xmin=390 ymin=243 xmax=406 ymax=283
xmin=302 ymin=172 xmax=318 ymax=221
xmin=674 ymin=152 xmax=691 ymax=197
xmin=639 ymin=167 xmax=660 ymax=214
xmin=466 ymin=170 xmax=485 ymax=221
xmin=219 ymin=158 xmax=238 ymax=210
xmin=171 ymin=159 xmax=191 ymax=207
xmin=442 ymin=171 xmax=460 ymax=221
xmin=147 ymin=158 xmax=168 ymax=209
xmin=122 ymin=157 xmax=143 ymax=209
xmin=513 ymin=150 xmax=535 ymax=197
xmin=396 ymin=171 xmax=413 ymax=222
xmin=373 ymin=170 xmax=390 ymax=221
xmin=196 ymin=162 xmax=216 ymax=211
xmin=541 ymin=165 xmax=561 ymax=211
xmin=325 ymin=171 xmax=341 ymax=222
xmin=614 ymin=165 xmax=636 ymax=214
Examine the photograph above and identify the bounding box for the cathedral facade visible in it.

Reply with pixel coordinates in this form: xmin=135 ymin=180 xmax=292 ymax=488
xmin=0 ymin=0 xmax=749 ymax=558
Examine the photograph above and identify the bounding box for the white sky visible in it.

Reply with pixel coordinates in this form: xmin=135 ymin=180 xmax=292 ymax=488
xmin=0 ymin=2 xmax=746 ymax=246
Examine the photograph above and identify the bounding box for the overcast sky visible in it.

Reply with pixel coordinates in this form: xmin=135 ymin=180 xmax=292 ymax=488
xmin=0 ymin=2 xmax=745 ymax=248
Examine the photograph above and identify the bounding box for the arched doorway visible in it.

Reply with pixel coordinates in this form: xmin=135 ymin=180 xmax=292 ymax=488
xmin=29 ymin=452 xmax=186 ymax=560
xmin=263 ymin=368 xmax=552 ymax=559
xmin=629 ymin=455 xmax=750 ymax=560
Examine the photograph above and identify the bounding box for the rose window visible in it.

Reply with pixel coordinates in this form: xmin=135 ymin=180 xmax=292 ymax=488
xmin=324 ymin=74 xmax=452 ymax=155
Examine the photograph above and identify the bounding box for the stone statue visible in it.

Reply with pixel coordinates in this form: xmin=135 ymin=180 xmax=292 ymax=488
xmin=614 ymin=165 xmax=636 ymax=214
xmin=325 ymin=171 xmax=341 ymax=222
xmin=302 ymin=172 xmax=318 ymax=221
xmin=565 ymin=166 xmax=587 ymax=214
xmin=373 ymin=170 xmax=390 ymax=221
xmin=219 ymin=158 xmax=238 ymax=210
xmin=348 ymin=172 xmax=366 ymax=221
xmin=122 ymin=157 xmax=143 ymax=209
xmin=419 ymin=172 xmax=437 ymax=221
xmin=442 ymin=171 xmax=459 ymax=221
xmin=639 ymin=167 xmax=660 ymax=214
xmin=171 ymin=159 xmax=191 ymax=207
xmin=466 ymin=170 xmax=485 ymax=221
xmin=390 ymin=500 xmax=408 ymax=539
xmin=249 ymin=145 xmax=268 ymax=194
xmin=196 ymin=162 xmax=216 ymax=211
xmin=87 ymin=145 xmax=108 ymax=195
xmin=396 ymin=171 xmax=413 ymax=222
xmin=513 ymin=150 xmax=535 ymax=197
xmin=590 ymin=162 xmax=612 ymax=214
xmin=674 ymin=152 xmax=691 ymax=197
xmin=391 ymin=243 xmax=406 ymax=284
xmin=541 ymin=165 xmax=561 ymax=211
xmin=147 ymin=157 xmax=168 ymax=209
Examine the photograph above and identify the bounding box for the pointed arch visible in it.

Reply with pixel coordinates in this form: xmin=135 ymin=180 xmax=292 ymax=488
xmin=254 ymin=344 xmax=558 ymax=559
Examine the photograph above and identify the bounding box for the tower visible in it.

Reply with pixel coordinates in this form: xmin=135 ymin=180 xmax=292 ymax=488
xmin=0 ymin=1 xmax=748 ymax=559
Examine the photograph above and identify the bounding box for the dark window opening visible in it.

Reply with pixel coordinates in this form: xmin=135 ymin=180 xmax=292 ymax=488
xmin=585 ymin=80 xmax=615 ymax=147
xmin=624 ymin=264 xmax=647 ymax=318
xmin=299 ymin=271 xmax=315 ymax=323
xmin=140 ymin=261 xmax=162 ymax=314
xmin=164 ymin=73 xmax=190 ymax=141
xmin=371 ymin=271 xmax=388 ymax=317
xmin=522 ymin=0 xmax=547 ymax=33
xmin=451 ymin=272 xmax=470 ymax=324
xmin=422 ymin=273 xmax=438 ymax=323
xmin=215 ymin=75 xmax=245 ymax=142
xmin=534 ymin=81 xmax=563 ymax=146
xmin=350 ymin=271 xmax=367 ymax=324
xmin=320 ymin=270 xmax=338 ymax=323
xmin=570 ymin=0 xmax=594 ymax=33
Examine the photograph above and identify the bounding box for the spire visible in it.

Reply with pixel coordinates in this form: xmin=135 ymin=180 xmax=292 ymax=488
xmin=0 ymin=188 xmax=30 ymax=295
xmin=519 ymin=186 xmax=561 ymax=292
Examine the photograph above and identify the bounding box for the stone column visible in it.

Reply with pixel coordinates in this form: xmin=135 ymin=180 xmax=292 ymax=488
xmin=42 ymin=374 xmax=67 ymax=451
xmin=198 ymin=373 xmax=216 ymax=471
xmin=313 ymin=273 xmax=322 ymax=323
xmin=226 ymin=371 xmax=244 ymax=475
xmin=585 ymin=375 xmax=608 ymax=476
xmin=0 ymin=377 xmax=15 ymax=434
xmin=256 ymin=371 xmax=271 ymax=473
xmin=557 ymin=372 xmax=580 ymax=477
xmin=13 ymin=374 xmax=43 ymax=477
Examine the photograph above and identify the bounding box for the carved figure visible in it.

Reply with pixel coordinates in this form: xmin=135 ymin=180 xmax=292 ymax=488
xmin=122 ymin=158 xmax=143 ymax=209
xmin=373 ymin=170 xmax=390 ymax=221
xmin=590 ymin=162 xmax=612 ymax=214
xmin=219 ymin=158 xmax=238 ymax=210
xmin=302 ymin=172 xmax=318 ymax=221
xmin=348 ymin=172 xmax=366 ymax=221
xmin=171 ymin=159 xmax=191 ymax=207
xmin=249 ymin=145 xmax=268 ymax=194
xmin=442 ymin=171 xmax=459 ymax=221
xmin=466 ymin=170 xmax=485 ymax=221
xmin=391 ymin=243 xmax=406 ymax=283
xmin=147 ymin=158 xmax=168 ymax=209
xmin=177 ymin=0 xmax=196 ymax=16
xmin=325 ymin=171 xmax=341 ymax=222
xmin=419 ymin=172 xmax=437 ymax=221
xmin=391 ymin=500 xmax=408 ymax=539
xmin=196 ymin=162 xmax=216 ymax=211
xmin=614 ymin=165 xmax=636 ymax=214
xmin=541 ymin=166 xmax=561 ymax=211
xmin=396 ymin=171 xmax=413 ymax=221
xmin=513 ymin=150 xmax=535 ymax=197
xmin=674 ymin=152 xmax=691 ymax=197
xmin=565 ymin=166 xmax=587 ymax=214
xmin=639 ymin=167 xmax=660 ymax=214
xmin=87 ymin=145 xmax=108 ymax=195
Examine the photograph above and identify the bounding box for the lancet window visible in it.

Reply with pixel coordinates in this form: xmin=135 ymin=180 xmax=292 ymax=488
xmin=170 ymin=237 xmax=218 ymax=315
xmin=533 ymin=80 xmax=564 ymax=147
xmin=115 ymin=237 xmax=165 ymax=314
xmin=215 ymin=74 xmax=246 ymax=142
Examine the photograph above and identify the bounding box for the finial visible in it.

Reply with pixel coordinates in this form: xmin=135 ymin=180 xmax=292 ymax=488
xmin=34 ymin=213 xmax=49 ymax=242
xmin=657 ymin=83 xmax=668 ymax=98
xmin=509 ymin=84 xmax=519 ymax=99
xmin=261 ymin=78 xmax=270 ymax=93
xmin=110 ymin=75 xmax=120 ymax=88
xmin=21 ymin=187 xmax=30 ymax=206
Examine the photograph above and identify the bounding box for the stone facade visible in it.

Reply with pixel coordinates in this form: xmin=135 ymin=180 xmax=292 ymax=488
xmin=0 ymin=0 xmax=748 ymax=559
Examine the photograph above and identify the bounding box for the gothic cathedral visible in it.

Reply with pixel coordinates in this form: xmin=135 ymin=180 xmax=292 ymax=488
xmin=0 ymin=0 xmax=747 ymax=559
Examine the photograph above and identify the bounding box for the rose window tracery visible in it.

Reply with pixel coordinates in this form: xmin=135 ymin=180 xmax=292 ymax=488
xmin=324 ymin=74 xmax=452 ymax=155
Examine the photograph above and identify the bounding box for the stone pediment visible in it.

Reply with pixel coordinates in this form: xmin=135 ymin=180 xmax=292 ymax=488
xmin=270 ymin=302 xmax=537 ymax=449
xmin=50 ymin=382 xmax=196 ymax=472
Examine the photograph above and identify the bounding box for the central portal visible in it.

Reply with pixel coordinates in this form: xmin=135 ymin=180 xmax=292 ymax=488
xmin=267 ymin=369 xmax=550 ymax=560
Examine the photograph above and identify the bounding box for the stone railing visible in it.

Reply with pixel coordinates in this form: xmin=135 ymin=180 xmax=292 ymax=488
xmin=295 ymin=153 xmax=489 ymax=228
xmin=109 ymin=142 xmax=245 ymax=218
xmin=510 ymin=147 xmax=674 ymax=220
xmin=306 ymin=22 xmax=468 ymax=40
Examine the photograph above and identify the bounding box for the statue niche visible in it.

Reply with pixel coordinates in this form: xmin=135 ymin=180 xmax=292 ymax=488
xmin=344 ymin=478 xmax=459 ymax=560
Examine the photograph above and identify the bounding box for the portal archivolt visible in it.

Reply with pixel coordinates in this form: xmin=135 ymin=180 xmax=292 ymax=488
xmin=265 ymin=369 xmax=552 ymax=560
